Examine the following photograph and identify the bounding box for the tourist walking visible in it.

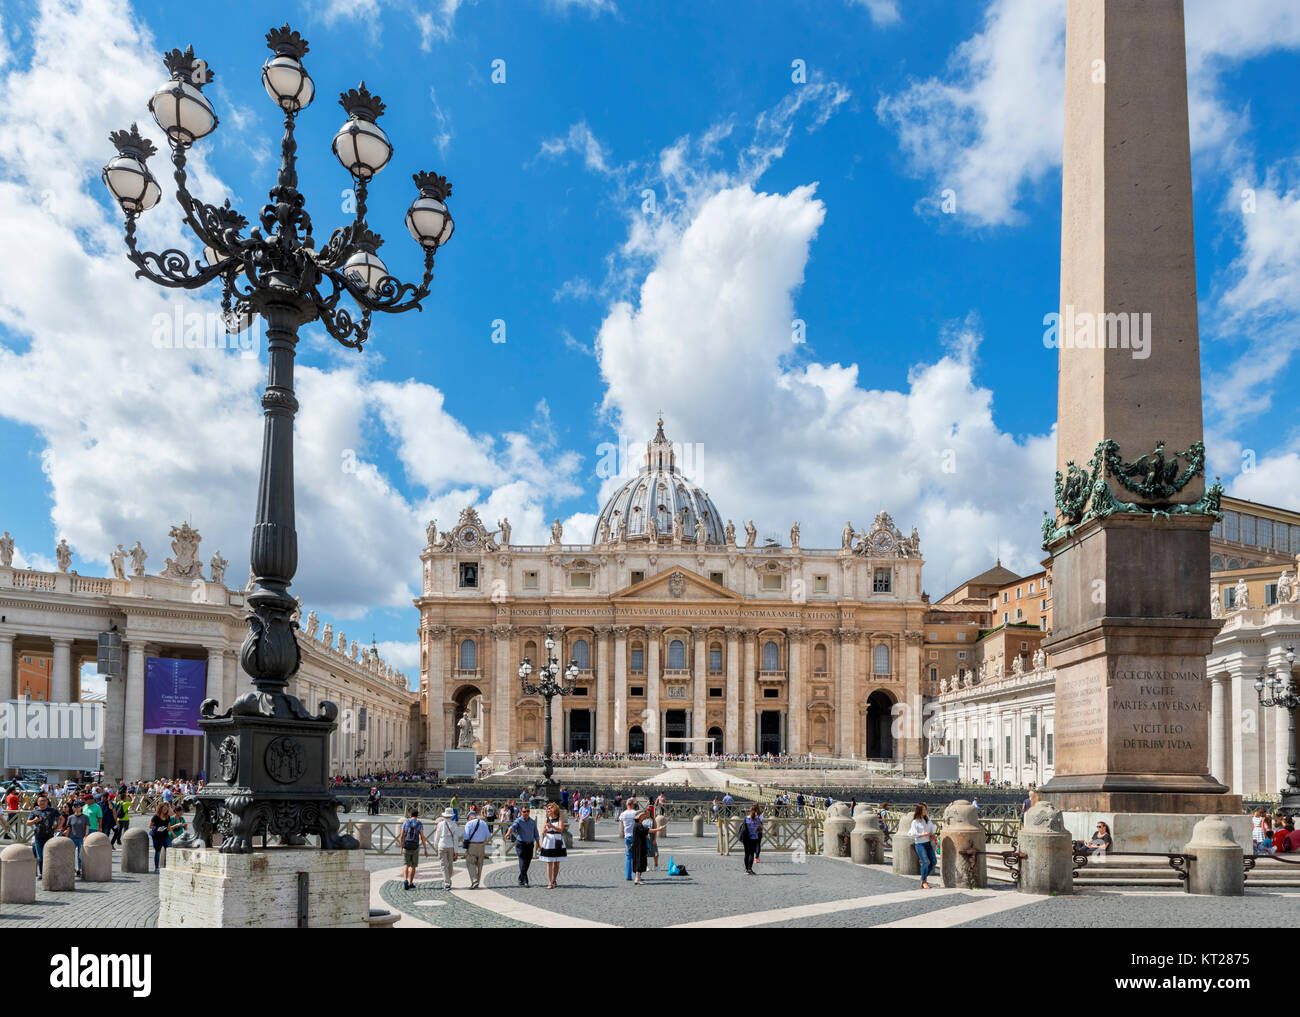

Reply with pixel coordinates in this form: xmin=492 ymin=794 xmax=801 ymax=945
xmin=909 ymin=803 xmax=938 ymax=890
xmin=739 ymin=804 xmax=764 ymax=874
xmin=433 ymin=807 xmax=460 ymax=890
xmin=506 ymin=803 xmax=540 ymax=887
xmin=26 ymin=792 xmax=61 ymax=878
xmin=630 ymin=809 xmax=665 ymax=885
xmin=619 ymin=797 xmax=640 ymax=881
xmin=539 ymin=802 xmax=567 ymax=889
xmin=111 ymin=796 xmax=130 ymax=848
xmin=149 ymin=804 xmax=172 ymax=873
xmin=450 ymin=794 xmax=460 ymax=823
xmin=65 ymin=801 xmax=89 ymax=877
xmin=399 ymin=806 xmax=428 ymax=890
xmin=462 ymin=806 xmax=491 ymax=889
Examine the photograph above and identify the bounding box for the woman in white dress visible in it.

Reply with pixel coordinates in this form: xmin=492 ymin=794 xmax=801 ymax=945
xmin=539 ymin=801 xmax=567 ymax=889
xmin=909 ymin=802 xmax=938 ymax=890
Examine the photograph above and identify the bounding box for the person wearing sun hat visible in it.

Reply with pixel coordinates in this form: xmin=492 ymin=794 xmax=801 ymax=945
xmin=432 ymin=806 xmax=461 ymax=890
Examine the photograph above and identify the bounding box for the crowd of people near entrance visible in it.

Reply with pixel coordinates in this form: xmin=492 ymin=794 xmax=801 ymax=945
xmin=510 ymin=750 xmax=809 ymax=767
xmin=1252 ymin=808 xmax=1300 ymax=854
xmin=3 ymin=777 xmax=197 ymax=880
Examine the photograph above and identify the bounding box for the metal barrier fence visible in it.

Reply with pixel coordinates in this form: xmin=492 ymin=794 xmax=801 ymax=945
xmin=716 ymin=817 xmax=820 ymax=856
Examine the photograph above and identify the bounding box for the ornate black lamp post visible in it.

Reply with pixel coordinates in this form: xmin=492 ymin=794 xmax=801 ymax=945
xmin=103 ymin=25 xmax=454 ymax=853
xmin=518 ymin=632 xmax=579 ymax=805
xmin=1256 ymin=645 xmax=1299 ymax=816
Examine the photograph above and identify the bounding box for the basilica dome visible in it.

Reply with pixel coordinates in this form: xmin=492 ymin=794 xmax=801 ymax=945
xmin=592 ymin=420 xmax=726 ymax=545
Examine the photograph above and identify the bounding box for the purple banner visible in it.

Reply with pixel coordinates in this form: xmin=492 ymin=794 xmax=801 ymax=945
xmin=143 ymin=657 xmax=207 ymax=736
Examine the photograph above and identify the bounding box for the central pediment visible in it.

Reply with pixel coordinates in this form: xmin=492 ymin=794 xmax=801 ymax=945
xmin=612 ymin=567 xmax=743 ymax=602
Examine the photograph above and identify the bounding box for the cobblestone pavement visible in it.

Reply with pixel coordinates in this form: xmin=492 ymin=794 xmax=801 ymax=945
xmin=0 ymin=849 xmax=159 ymax=929
xmin=6 ymin=820 xmax=1300 ymax=929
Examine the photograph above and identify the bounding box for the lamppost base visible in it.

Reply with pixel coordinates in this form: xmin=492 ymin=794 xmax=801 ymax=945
xmin=1278 ymin=789 xmax=1300 ymax=818
xmin=535 ymin=778 xmax=561 ymax=806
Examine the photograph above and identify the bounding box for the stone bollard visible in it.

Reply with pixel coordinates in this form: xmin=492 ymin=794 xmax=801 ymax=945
xmin=693 ymin=813 xmax=704 ymax=838
xmin=656 ymin=814 xmax=668 ymax=838
xmin=356 ymin=822 xmax=373 ymax=850
xmin=42 ymin=836 xmax=75 ymax=891
xmin=1018 ymin=802 xmax=1072 ymax=895
xmin=850 ymin=805 xmax=885 ymax=865
xmin=121 ymin=827 xmax=150 ymax=873
xmin=1185 ymin=817 xmax=1244 ymax=897
xmin=892 ymin=814 xmax=920 ymax=876
xmin=940 ymin=801 xmax=986 ymax=889
xmin=563 ymin=827 xmax=574 ymax=849
xmin=580 ymin=817 xmax=595 ymax=841
xmin=1 ymin=843 xmax=37 ymax=903
xmin=822 ymin=803 xmax=854 ymax=858
xmin=82 ymin=832 xmax=113 ymax=882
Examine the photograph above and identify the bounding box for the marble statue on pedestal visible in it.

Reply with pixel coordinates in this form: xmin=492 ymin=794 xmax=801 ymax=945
xmin=498 ymin=518 xmax=511 ymax=547
xmin=305 ymin=610 xmax=319 ymax=638
xmin=426 ymin=519 xmax=438 ymax=546
xmin=744 ymin=520 xmax=756 ymax=550
xmin=321 ymin=623 xmax=333 ymax=648
xmin=55 ymin=539 xmax=71 ymax=573
xmin=208 ymin=551 xmax=227 ymax=586
xmin=725 ymin=520 xmax=736 ymax=547
xmin=1234 ymin=577 xmax=1250 ymax=611
xmin=0 ymin=531 xmax=12 ymax=567
xmin=790 ymin=522 xmax=800 ymax=550
xmin=1278 ymin=571 xmax=1293 ymax=606
xmin=695 ymin=514 xmax=708 ymax=545
xmin=457 ymin=712 xmax=474 ymax=750
xmin=1210 ymin=586 xmax=1222 ymax=619
xmin=646 ymin=513 xmax=658 ymax=545
xmin=159 ymin=523 xmax=203 ymax=581
xmin=129 ymin=541 xmax=147 ymax=577
xmin=110 ymin=544 xmax=127 ymax=580
xmin=1032 ymin=647 xmax=1047 ymax=671
xmin=841 ymin=521 xmax=854 ymax=550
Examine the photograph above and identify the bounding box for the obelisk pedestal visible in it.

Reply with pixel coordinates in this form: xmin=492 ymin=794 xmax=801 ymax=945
xmin=1039 ymin=0 xmax=1241 ymax=841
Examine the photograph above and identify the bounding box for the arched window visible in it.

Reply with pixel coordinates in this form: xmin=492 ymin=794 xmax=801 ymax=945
xmin=708 ymin=643 xmax=723 ymax=673
xmin=460 ymin=639 xmax=477 ymax=670
xmin=873 ymin=643 xmax=890 ymax=675
xmin=573 ymin=638 xmax=590 ymax=670
xmin=814 ymin=643 xmax=828 ymax=672
xmin=631 ymin=642 xmax=644 ymax=672
xmin=668 ymin=639 xmax=686 ymax=670
xmin=762 ymin=640 xmax=779 ymax=671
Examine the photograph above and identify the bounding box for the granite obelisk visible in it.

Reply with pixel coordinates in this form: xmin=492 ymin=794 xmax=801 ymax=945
xmin=1040 ymin=0 xmax=1237 ymax=815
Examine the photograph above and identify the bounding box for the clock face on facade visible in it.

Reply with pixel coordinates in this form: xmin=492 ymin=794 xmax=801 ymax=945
xmin=872 ymin=531 xmax=894 ymax=553
xmin=460 ymin=527 xmax=478 ymax=545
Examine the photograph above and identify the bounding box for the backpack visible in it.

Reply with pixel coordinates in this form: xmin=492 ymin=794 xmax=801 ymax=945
xmin=402 ymin=819 xmax=422 ymax=850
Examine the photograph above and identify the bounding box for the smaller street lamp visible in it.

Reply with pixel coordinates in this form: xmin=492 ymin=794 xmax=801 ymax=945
xmin=1256 ymin=645 xmax=1299 ymax=816
xmin=519 ymin=631 xmax=579 ymax=805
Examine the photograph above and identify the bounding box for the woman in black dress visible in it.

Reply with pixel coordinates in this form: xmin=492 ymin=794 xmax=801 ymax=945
xmin=630 ymin=809 xmax=665 ymax=885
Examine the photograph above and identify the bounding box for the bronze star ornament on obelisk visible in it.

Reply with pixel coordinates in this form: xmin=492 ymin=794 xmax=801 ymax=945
xmin=1039 ymin=0 xmax=1239 ymax=818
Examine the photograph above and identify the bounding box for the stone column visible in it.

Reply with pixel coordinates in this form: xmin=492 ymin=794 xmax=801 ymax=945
xmin=123 ymin=642 xmax=146 ymax=781
xmin=1042 ymin=0 xmax=1231 ymax=812
xmin=0 ymin=634 xmax=13 ymax=703
xmin=724 ymin=626 xmax=740 ymax=754
xmin=222 ymin=649 xmax=239 ymax=712
xmin=103 ymin=663 xmax=126 ymax=784
xmin=596 ymin=626 xmax=613 ymax=753
xmin=426 ymin=625 xmax=448 ymax=766
xmin=1210 ymin=672 xmax=1227 ymax=786
xmin=51 ymin=637 xmax=72 ymax=703
xmin=646 ymin=626 xmax=662 ymax=753
xmin=613 ymin=626 xmax=628 ymax=751
xmin=493 ymin=625 xmax=512 ymax=763
xmin=691 ymin=626 xmax=707 ymax=752
xmin=788 ymin=632 xmax=804 ymax=755
xmin=742 ymin=629 xmax=757 ymax=753
xmin=205 ymin=646 xmax=223 ymax=712
xmin=838 ymin=628 xmax=855 ymax=758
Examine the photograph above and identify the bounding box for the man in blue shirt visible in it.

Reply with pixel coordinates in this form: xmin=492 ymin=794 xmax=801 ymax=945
xmin=505 ymin=805 xmax=539 ymax=887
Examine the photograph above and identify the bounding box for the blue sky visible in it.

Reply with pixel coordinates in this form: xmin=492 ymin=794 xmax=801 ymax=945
xmin=1 ymin=0 xmax=1299 ymax=683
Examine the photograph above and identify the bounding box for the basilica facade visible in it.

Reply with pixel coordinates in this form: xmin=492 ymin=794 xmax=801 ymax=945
xmin=415 ymin=423 xmax=930 ymax=773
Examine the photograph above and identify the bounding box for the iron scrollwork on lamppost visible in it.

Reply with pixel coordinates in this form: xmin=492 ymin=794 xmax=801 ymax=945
xmin=518 ymin=632 xmax=579 ymax=805
xmin=103 ymin=25 xmax=455 ymax=854
xmin=1256 ymin=645 xmax=1300 ymax=817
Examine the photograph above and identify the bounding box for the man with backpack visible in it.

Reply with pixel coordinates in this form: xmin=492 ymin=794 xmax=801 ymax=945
xmin=400 ymin=806 xmax=428 ymax=890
